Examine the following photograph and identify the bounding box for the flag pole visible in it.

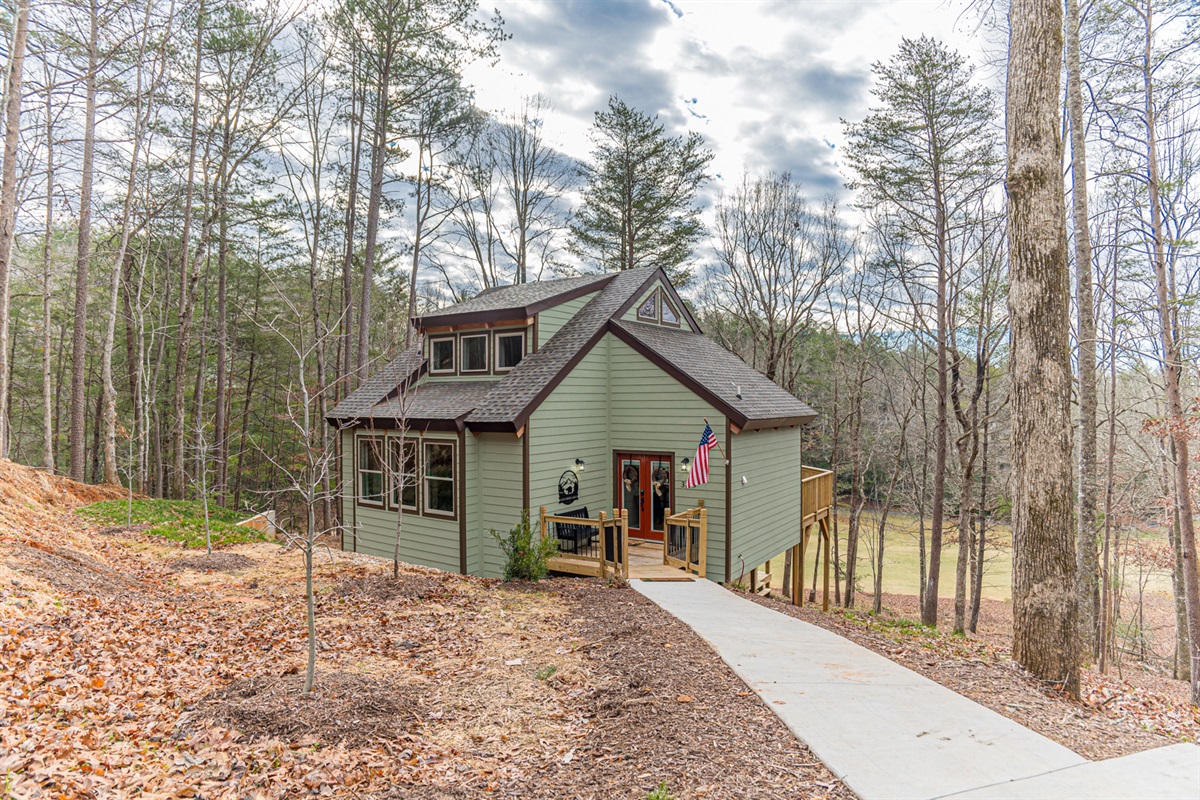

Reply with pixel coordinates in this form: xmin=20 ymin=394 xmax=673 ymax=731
xmin=703 ymin=418 xmax=729 ymax=464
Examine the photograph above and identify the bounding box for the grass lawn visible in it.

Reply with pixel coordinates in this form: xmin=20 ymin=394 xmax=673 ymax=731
xmin=79 ymin=498 xmax=272 ymax=549
xmin=766 ymin=510 xmax=1172 ymax=602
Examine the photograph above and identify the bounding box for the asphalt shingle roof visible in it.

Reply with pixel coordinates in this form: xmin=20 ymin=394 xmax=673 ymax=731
xmin=415 ymin=273 xmax=614 ymax=322
xmin=464 ymin=267 xmax=658 ymax=427
xmin=327 ymin=344 xmax=423 ymax=421
xmin=370 ymin=381 xmax=496 ymax=422
xmin=612 ymin=320 xmax=818 ymax=427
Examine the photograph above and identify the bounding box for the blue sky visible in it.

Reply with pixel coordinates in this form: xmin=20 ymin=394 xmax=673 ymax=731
xmin=462 ymin=0 xmax=995 ymax=205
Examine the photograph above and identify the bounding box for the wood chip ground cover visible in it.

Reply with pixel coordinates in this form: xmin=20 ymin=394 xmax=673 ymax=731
xmin=0 ymin=461 xmax=849 ymax=799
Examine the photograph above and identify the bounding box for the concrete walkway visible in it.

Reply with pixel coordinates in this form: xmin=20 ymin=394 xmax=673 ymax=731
xmin=632 ymin=578 xmax=1200 ymax=800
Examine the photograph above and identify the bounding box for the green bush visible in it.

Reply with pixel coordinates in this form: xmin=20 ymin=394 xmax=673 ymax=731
xmin=647 ymin=782 xmax=675 ymax=800
xmin=490 ymin=510 xmax=558 ymax=581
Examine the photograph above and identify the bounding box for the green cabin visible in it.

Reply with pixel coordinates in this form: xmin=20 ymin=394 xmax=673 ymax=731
xmin=327 ymin=266 xmax=830 ymax=586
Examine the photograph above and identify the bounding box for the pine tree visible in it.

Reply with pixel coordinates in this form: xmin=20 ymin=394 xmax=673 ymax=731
xmin=570 ymin=96 xmax=712 ymax=285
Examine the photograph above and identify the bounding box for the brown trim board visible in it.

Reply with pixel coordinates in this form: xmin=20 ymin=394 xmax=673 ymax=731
xmin=458 ymin=428 xmax=467 ymax=574
xmin=725 ymin=417 xmax=732 ymax=584
xmin=522 ymin=420 xmax=530 ymax=512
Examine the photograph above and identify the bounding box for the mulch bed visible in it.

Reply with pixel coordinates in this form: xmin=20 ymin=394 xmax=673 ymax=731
xmin=745 ymin=590 xmax=1188 ymax=760
xmin=510 ymin=581 xmax=854 ymax=800
xmin=186 ymin=672 xmax=423 ymax=747
xmin=170 ymin=552 xmax=258 ymax=573
xmin=332 ymin=571 xmax=453 ymax=602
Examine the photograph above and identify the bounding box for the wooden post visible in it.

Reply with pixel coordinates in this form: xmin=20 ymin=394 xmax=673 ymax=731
xmin=822 ymin=518 xmax=831 ymax=612
xmin=598 ymin=510 xmax=607 ymax=580
xmin=798 ymin=526 xmax=807 ymax=607
xmin=539 ymin=506 xmax=547 ymax=542
xmin=697 ymin=508 xmax=707 ymax=579
xmin=621 ymin=508 xmax=629 ymax=579
xmin=665 ymin=507 xmax=673 ymax=566
xmin=791 ymin=542 xmax=801 ymax=606
xmin=750 ymin=567 xmax=758 ymax=594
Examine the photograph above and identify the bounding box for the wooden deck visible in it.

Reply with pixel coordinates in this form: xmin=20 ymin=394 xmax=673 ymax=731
xmin=627 ymin=540 xmax=692 ymax=579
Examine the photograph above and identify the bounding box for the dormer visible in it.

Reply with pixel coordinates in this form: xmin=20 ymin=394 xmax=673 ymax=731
xmin=621 ymin=276 xmax=698 ymax=332
xmin=411 ymin=274 xmax=616 ymax=380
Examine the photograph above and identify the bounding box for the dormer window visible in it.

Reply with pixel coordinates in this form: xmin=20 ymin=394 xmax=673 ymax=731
xmin=430 ymin=337 xmax=455 ymax=373
xmin=637 ymin=293 xmax=658 ymax=322
xmin=661 ymin=294 xmax=680 ymax=326
xmin=461 ymin=334 xmax=489 ymax=373
xmin=495 ymin=331 xmax=525 ymax=371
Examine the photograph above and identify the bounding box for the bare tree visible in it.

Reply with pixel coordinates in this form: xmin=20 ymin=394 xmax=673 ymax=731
xmin=1007 ymin=0 xmax=1080 ymax=698
xmin=0 ymin=0 xmax=30 ymax=459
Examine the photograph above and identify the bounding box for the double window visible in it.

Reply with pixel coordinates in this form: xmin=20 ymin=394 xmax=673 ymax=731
xmin=427 ymin=329 xmax=526 ymax=376
xmin=356 ymin=435 xmax=456 ymax=519
xmin=634 ymin=288 xmax=682 ymax=327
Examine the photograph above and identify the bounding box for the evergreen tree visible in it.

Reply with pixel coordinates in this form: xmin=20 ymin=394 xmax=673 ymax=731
xmin=570 ymin=96 xmax=712 ymax=285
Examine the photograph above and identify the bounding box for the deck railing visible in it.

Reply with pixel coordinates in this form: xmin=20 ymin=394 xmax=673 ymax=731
xmin=541 ymin=507 xmax=629 ymax=579
xmin=797 ymin=466 xmax=835 ymax=610
xmin=664 ymin=506 xmax=707 ymax=578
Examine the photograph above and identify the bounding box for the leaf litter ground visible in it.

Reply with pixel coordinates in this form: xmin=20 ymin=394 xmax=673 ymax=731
xmin=0 ymin=460 xmax=850 ymax=799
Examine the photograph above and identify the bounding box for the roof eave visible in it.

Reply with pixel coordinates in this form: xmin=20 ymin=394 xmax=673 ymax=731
xmin=412 ymin=275 xmax=616 ymax=332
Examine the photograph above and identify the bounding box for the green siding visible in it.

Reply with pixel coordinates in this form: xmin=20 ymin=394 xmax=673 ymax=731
xmin=537 ymin=292 xmax=598 ymax=346
xmin=529 ymin=343 xmax=612 ymax=520
xmin=341 ymin=429 xmax=462 ymax=574
xmin=729 ymin=426 xmax=803 ymax=573
xmin=606 ymin=336 xmax=727 ymax=580
xmin=476 ymin=432 xmax=523 ymax=577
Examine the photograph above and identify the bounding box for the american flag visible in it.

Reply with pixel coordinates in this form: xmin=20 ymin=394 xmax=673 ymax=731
xmin=685 ymin=422 xmax=718 ymax=489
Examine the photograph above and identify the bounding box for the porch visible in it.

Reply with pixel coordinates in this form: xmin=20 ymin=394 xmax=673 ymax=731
xmin=541 ymin=465 xmax=835 ymax=590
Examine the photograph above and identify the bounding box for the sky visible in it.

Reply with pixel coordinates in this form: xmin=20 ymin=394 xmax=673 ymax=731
xmin=461 ymin=0 xmax=1002 ymax=208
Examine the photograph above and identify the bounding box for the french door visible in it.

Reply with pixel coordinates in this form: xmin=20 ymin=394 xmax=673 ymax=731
xmin=615 ymin=453 xmax=673 ymax=542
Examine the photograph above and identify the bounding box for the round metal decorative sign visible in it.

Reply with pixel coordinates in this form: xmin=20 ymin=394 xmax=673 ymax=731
xmin=558 ymin=470 xmax=579 ymax=504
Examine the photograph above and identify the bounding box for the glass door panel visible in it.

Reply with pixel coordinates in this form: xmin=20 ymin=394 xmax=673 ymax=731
xmin=650 ymin=459 xmax=671 ymax=533
xmin=620 ymin=458 xmax=642 ymax=530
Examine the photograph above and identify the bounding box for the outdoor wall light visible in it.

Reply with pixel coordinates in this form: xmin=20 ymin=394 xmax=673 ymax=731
xmin=681 ymin=457 xmax=691 ymax=472
xmin=574 ymin=458 xmax=586 ymax=472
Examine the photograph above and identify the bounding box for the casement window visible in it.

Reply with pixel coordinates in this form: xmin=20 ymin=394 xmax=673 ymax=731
xmin=637 ymin=292 xmax=658 ymax=322
xmin=357 ymin=438 xmax=385 ymax=507
xmin=495 ymin=330 xmax=525 ymax=371
xmin=460 ymin=334 xmax=488 ymax=373
xmin=430 ymin=337 xmax=456 ymax=373
xmin=660 ymin=294 xmax=680 ymax=326
xmin=423 ymin=441 xmax=455 ymax=516
xmin=389 ymin=439 xmax=418 ymax=511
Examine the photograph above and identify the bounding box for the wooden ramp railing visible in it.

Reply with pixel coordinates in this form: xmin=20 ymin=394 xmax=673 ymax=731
xmin=797 ymin=466 xmax=834 ymax=611
xmin=664 ymin=506 xmax=706 ymax=578
xmin=541 ymin=507 xmax=629 ymax=580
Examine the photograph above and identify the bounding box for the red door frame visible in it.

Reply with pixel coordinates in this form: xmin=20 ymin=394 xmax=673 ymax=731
xmin=613 ymin=451 xmax=675 ymax=542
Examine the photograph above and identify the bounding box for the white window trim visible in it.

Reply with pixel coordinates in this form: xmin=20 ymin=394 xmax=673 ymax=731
xmin=389 ymin=438 xmax=419 ymax=512
xmin=493 ymin=330 xmax=526 ymax=372
xmin=459 ymin=333 xmax=489 ymax=374
xmin=422 ymin=440 xmax=456 ymax=518
xmin=430 ymin=336 xmax=457 ymax=374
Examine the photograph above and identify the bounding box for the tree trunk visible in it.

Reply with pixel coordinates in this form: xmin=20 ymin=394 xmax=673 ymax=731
xmin=1006 ymin=0 xmax=1080 ymax=698
xmin=214 ymin=200 xmax=229 ymax=505
xmin=357 ymin=51 xmax=393 ymax=384
xmin=923 ymin=174 xmax=950 ymax=628
xmin=1141 ymin=0 xmax=1200 ymax=703
xmin=69 ymin=0 xmax=100 ymax=482
xmin=41 ymin=93 xmax=54 ymax=473
xmin=0 ymin=0 xmax=29 ymax=459
xmin=170 ymin=0 xmax=205 ymax=498
xmin=1066 ymin=0 xmax=1099 ymax=660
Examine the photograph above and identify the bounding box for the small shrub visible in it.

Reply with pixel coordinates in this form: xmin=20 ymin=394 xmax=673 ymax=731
xmin=490 ymin=510 xmax=558 ymax=581
xmin=535 ymin=665 xmax=557 ymax=680
xmin=647 ymin=782 xmax=675 ymax=800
